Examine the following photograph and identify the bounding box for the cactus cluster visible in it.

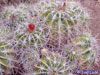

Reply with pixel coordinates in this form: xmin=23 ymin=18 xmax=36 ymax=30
xmin=0 ymin=0 xmax=99 ymax=75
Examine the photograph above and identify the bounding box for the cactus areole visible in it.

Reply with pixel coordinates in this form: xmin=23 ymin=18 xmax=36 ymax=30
xmin=28 ymin=24 xmax=35 ymax=32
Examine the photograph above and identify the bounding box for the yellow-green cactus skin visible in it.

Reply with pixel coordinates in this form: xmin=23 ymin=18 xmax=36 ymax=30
xmin=36 ymin=0 xmax=88 ymax=34
xmin=14 ymin=22 xmax=47 ymax=48
xmin=70 ymin=33 xmax=97 ymax=69
xmin=33 ymin=49 xmax=70 ymax=75
xmin=0 ymin=41 xmax=15 ymax=74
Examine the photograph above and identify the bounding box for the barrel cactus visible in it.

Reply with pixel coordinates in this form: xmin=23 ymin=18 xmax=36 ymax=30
xmin=0 ymin=40 xmax=15 ymax=75
xmin=0 ymin=3 xmax=37 ymax=31
xmin=0 ymin=3 xmax=48 ymax=48
xmin=66 ymin=33 xmax=98 ymax=69
xmin=36 ymin=0 xmax=88 ymax=34
xmin=14 ymin=22 xmax=47 ymax=48
xmin=34 ymin=0 xmax=89 ymax=49
xmin=32 ymin=49 xmax=73 ymax=75
xmin=0 ymin=4 xmax=30 ymax=23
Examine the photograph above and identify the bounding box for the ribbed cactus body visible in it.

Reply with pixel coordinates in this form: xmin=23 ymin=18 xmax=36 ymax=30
xmin=0 ymin=4 xmax=47 ymax=48
xmin=14 ymin=23 xmax=46 ymax=48
xmin=71 ymin=33 xmax=97 ymax=68
xmin=0 ymin=4 xmax=31 ymax=29
xmin=0 ymin=41 xmax=14 ymax=74
xmin=37 ymin=0 xmax=88 ymax=34
xmin=34 ymin=50 xmax=70 ymax=75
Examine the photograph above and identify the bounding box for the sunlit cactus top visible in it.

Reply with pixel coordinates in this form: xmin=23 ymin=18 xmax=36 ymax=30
xmin=14 ymin=21 xmax=47 ymax=48
xmin=36 ymin=0 xmax=89 ymax=26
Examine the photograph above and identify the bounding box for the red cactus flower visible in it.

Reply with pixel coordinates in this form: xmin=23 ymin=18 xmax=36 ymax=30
xmin=28 ymin=24 xmax=35 ymax=32
xmin=63 ymin=2 xmax=66 ymax=7
xmin=61 ymin=2 xmax=66 ymax=11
